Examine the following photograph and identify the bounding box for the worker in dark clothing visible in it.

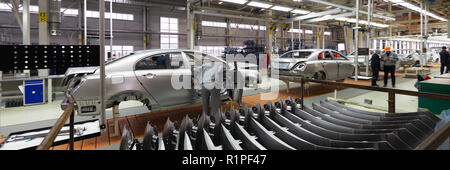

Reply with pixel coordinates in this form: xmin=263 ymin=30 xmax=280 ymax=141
xmin=381 ymin=46 xmax=398 ymax=88
xmin=440 ymin=46 xmax=449 ymax=75
xmin=370 ymin=50 xmax=381 ymax=86
xmin=156 ymin=54 xmax=167 ymax=68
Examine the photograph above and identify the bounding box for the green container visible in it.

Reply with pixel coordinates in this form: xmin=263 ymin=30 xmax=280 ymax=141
xmin=418 ymin=78 xmax=450 ymax=115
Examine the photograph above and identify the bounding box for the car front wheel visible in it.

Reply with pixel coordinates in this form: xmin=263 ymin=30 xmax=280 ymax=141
xmin=313 ymin=71 xmax=326 ymax=80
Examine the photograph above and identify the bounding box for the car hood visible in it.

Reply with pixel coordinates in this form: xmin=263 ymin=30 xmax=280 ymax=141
xmin=271 ymin=58 xmax=307 ymax=70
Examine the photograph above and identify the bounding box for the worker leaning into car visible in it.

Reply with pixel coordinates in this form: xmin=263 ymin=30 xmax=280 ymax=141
xmin=370 ymin=50 xmax=381 ymax=87
xmin=381 ymin=46 xmax=398 ymax=88
xmin=194 ymin=58 xmax=224 ymax=119
xmin=440 ymin=46 xmax=450 ymax=75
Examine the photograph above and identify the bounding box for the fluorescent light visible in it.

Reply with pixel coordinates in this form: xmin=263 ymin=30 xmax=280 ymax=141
xmin=220 ymin=0 xmax=248 ymax=4
xmin=247 ymin=1 xmax=273 ymax=8
xmin=304 ymin=12 xmax=355 ymax=23
xmin=271 ymin=5 xmax=293 ymax=12
xmin=294 ymin=8 xmax=341 ymax=20
xmin=335 ymin=17 xmax=349 ymax=21
xmin=291 ymin=9 xmax=310 ymax=14
xmin=334 ymin=17 xmax=389 ymax=28
xmin=387 ymin=0 xmax=447 ymax=21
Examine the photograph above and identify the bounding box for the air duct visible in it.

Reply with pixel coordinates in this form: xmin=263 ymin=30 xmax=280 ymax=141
xmin=49 ymin=0 xmax=61 ymax=36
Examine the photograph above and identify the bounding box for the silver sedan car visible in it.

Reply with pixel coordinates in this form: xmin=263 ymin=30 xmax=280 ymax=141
xmin=62 ymin=49 xmax=257 ymax=116
xmin=270 ymin=49 xmax=355 ymax=81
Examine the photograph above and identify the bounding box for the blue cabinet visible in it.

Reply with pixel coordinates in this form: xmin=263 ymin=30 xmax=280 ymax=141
xmin=24 ymin=80 xmax=45 ymax=105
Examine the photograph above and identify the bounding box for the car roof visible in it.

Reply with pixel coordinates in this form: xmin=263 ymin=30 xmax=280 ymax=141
xmin=107 ymin=49 xmax=225 ymax=66
xmin=287 ymin=49 xmax=334 ymax=52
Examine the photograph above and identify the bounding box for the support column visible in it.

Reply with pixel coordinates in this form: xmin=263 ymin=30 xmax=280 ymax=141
xmin=291 ymin=21 xmax=294 ymax=50
xmin=321 ymin=28 xmax=325 ymax=49
xmin=424 ymin=1 xmax=428 ymax=64
xmin=77 ymin=0 xmax=82 ymax=45
xmin=298 ymin=20 xmax=301 ymax=50
xmin=354 ymin=0 xmax=360 ymax=81
xmin=448 ymin=15 xmax=450 ymax=39
xmin=22 ymin=0 xmax=30 ymax=45
xmin=420 ymin=0 xmax=424 ymax=68
xmin=256 ymin=21 xmax=260 ymax=45
xmin=99 ymin=0 xmax=106 ymax=131
xmin=226 ymin=18 xmax=231 ymax=46
xmin=38 ymin=0 xmax=50 ymax=45
xmin=109 ymin=0 xmax=113 ymax=58
xmin=365 ymin=0 xmax=372 ymax=76
xmin=143 ymin=7 xmax=147 ymax=49
xmin=187 ymin=0 xmax=194 ymax=49
xmin=84 ymin=0 xmax=87 ymax=45
xmin=388 ymin=2 xmax=392 ymax=37
xmin=408 ymin=12 xmax=412 ymax=34
xmin=315 ymin=28 xmax=320 ymax=49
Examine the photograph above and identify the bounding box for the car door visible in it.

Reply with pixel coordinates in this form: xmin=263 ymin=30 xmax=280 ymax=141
xmin=134 ymin=51 xmax=192 ymax=106
xmin=319 ymin=50 xmax=338 ymax=80
xmin=332 ymin=51 xmax=353 ymax=80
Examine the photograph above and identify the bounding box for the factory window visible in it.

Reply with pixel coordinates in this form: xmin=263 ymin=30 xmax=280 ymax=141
xmin=202 ymin=21 xmax=227 ymax=28
xmin=160 ymin=17 xmax=179 ymax=49
xmin=105 ymin=45 xmax=134 ymax=60
xmin=0 ymin=3 xmax=133 ymax=21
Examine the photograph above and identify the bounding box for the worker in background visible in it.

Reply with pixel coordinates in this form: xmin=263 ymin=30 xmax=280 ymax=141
xmin=370 ymin=50 xmax=381 ymax=87
xmin=381 ymin=46 xmax=398 ymax=88
xmin=440 ymin=46 xmax=449 ymax=75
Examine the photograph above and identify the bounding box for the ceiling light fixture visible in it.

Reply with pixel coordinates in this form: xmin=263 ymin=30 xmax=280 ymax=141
xmin=270 ymin=5 xmax=293 ymax=12
xmin=220 ymin=0 xmax=248 ymax=5
xmin=291 ymin=9 xmax=310 ymax=15
xmin=247 ymin=1 xmax=273 ymax=9
xmin=387 ymin=0 xmax=447 ymax=21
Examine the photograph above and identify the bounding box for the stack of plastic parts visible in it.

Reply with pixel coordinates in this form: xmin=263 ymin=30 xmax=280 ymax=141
xmin=120 ymin=97 xmax=441 ymax=150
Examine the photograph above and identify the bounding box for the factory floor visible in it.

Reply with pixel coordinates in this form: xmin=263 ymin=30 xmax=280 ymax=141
xmin=0 ymin=66 xmax=442 ymax=149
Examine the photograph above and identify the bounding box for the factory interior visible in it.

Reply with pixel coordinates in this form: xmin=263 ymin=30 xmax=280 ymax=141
xmin=0 ymin=0 xmax=449 ymax=153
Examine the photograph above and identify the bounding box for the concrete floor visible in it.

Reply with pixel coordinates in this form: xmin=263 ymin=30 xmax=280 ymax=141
xmin=0 ymin=67 xmax=441 ymax=139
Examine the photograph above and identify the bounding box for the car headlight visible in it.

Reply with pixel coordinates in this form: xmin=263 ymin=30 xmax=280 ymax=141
xmin=293 ymin=62 xmax=307 ymax=71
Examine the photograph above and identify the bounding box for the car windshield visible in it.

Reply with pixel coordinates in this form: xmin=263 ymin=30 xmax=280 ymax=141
xmin=280 ymin=51 xmax=312 ymax=58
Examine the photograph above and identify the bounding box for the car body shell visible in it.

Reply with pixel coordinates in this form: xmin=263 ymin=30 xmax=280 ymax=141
xmin=270 ymin=49 xmax=355 ymax=81
xmin=346 ymin=49 xmax=431 ymax=71
xmin=62 ymin=49 xmax=259 ymax=116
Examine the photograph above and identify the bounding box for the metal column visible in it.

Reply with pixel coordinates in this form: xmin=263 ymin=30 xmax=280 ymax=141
xmin=354 ymin=0 xmax=360 ymax=81
xmin=420 ymin=0 xmax=424 ymax=69
xmin=298 ymin=20 xmax=301 ymax=50
xmin=424 ymin=1 xmax=428 ymax=64
xmin=365 ymin=0 xmax=372 ymax=77
xmin=78 ymin=0 xmax=82 ymax=45
xmin=38 ymin=0 xmax=50 ymax=45
xmin=110 ymin=0 xmax=113 ymax=59
xmin=99 ymin=0 xmax=106 ymax=130
xmin=143 ymin=7 xmax=147 ymax=49
xmin=84 ymin=0 xmax=87 ymax=45
xmin=291 ymin=21 xmax=294 ymax=50
xmin=187 ymin=0 xmax=194 ymax=49
xmin=22 ymin=0 xmax=30 ymax=45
